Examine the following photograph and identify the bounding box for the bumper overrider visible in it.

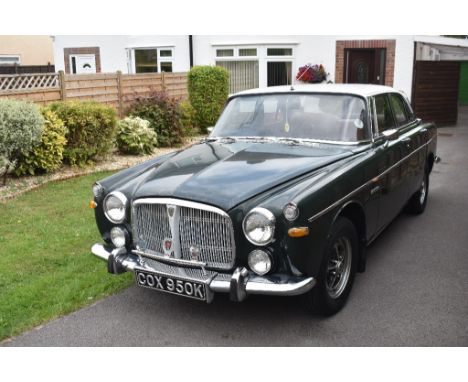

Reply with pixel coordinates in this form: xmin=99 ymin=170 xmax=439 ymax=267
xmin=91 ymin=243 xmax=316 ymax=303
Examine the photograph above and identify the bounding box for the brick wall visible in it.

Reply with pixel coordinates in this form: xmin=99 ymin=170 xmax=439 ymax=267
xmin=335 ymin=40 xmax=396 ymax=86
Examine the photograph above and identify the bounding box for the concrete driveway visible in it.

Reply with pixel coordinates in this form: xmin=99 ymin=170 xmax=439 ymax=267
xmin=3 ymin=122 xmax=468 ymax=346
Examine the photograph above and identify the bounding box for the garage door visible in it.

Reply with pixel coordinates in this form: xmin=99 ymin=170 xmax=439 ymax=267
xmin=459 ymin=62 xmax=468 ymax=105
xmin=413 ymin=61 xmax=461 ymax=125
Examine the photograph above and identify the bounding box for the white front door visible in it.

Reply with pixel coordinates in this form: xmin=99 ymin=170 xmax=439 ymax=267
xmin=71 ymin=54 xmax=96 ymax=74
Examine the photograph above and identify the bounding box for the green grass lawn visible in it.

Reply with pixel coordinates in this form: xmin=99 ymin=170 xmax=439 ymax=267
xmin=0 ymin=172 xmax=133 ymax=341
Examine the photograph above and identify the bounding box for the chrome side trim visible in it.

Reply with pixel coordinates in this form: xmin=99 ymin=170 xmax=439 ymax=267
xmin=308 ymin=136 xmax=435 ymax=223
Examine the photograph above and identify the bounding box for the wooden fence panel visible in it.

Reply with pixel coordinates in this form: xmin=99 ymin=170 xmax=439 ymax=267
xmin=0 ymin=71 xmax=188 ymax=114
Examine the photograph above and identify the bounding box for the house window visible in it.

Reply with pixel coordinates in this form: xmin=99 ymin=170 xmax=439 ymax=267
xmin=215 ymin=46 xmax=259 ymax=93
xmin=267 ymin=48 xmax=293 ymax=56
xmin=133 ymin=48 xmax=173 ymax=73
xmin=239 ymin=48 xmax=257 ymax=57
xmin=216 ymin=49 xmax=234 ymax=57
xmin=216 ymin=60 xmax=259 ymax=93
xmin=0 ymin=55 xmax=20 ymax=65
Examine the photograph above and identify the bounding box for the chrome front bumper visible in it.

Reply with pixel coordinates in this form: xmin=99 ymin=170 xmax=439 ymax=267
xmin=91 ymin=243 xmax=316 ymax=303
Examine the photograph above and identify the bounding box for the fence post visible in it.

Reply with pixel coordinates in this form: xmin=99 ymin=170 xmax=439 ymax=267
xmin=116 ymin=70 xmax=123 ymax=118
xmin=59 ymin=70 xmax=67 ymax=100
xmin=161 ymin=71 xmax=166 ymax=91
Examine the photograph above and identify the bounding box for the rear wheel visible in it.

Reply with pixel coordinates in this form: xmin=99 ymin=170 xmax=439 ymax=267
xmin=305 ymin=217 xmax=358 ymax=316
xmin=407 ymin=169 xmax=429 ymax=215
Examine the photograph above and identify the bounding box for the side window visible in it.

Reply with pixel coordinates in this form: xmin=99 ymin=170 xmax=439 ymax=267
xmin=389 ymin=93 xmax=410 ymax=126
xmin=374 ymin=94 xmax=395 ymax=134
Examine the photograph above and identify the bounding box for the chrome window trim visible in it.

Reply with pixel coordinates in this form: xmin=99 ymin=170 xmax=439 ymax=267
xmin=372 ymin=93 xmax=419 ymax=140
xmin=308 ymin=136 xmax=435 ymax=223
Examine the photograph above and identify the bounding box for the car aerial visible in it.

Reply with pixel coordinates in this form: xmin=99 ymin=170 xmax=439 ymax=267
xmin=90 ymin=84 xmax=438 ymax=315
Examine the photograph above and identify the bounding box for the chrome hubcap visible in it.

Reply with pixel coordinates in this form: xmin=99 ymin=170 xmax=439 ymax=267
xmin=420 ymin=178 xmax=426 ymax=205
xmin=326 ymin=236 xmax=352 ymax=299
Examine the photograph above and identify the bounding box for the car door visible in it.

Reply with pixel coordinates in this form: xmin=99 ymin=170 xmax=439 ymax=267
xmin=371 ymin=93 xmax=408 ymax=232
xmin=388 ymin=93 xmax=426 ymax=198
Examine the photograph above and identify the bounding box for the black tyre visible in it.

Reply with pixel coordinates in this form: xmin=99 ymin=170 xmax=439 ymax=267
xmin=305 ymin=217 xmax=358 ymax=316
xmin=406 ymin=169 xmax=429 ymax=215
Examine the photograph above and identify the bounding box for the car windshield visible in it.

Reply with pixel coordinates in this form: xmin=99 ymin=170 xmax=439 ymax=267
xmin=211 ymin=93 xmax=369 ymax=142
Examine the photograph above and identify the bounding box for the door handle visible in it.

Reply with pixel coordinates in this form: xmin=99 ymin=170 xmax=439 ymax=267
xmin=402 ymin=137 xmax=412 ymax=148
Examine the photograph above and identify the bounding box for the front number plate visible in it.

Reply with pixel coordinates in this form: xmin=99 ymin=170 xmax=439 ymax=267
xmin=135 ymin=270 xmax=207 ymax=301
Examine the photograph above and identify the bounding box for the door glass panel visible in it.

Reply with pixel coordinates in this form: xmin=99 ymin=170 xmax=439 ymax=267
xmin=374 ymin=95 xmax=396 ymax=133
xmin=135 ymin=49 xmax=158 ymax=73
xmin=355 ymin=60 xmax=369 ymax=83
xmin=71 ymin=57 xmax=77 ymax=74
xmin=389 ymin=94 xmax=409 ymax=126
xmin=267 ymin=61 xmax=292 ymax=86
xmin=160 ymin=62 xmax=173 ymax=73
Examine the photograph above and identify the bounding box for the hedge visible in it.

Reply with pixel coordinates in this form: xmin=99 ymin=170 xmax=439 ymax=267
xmin=0 ymin=99 xmax=44 ymax=183
xmin=188 ymin=66 xmax=229 ymax=133
xmin=14 ymin=108 xmax=67 ymax=176
xmin=48 ymin=101 xmax=117 ymax=167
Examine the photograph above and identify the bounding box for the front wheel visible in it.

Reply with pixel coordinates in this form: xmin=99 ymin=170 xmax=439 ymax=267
xmin=305 ymin=217 xmax=358 ymax=316
xmin=406 ymin=170 xmax=429 ymax=215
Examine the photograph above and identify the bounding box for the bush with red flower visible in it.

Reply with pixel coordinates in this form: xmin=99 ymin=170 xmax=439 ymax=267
xmin=296 ymin=64 xmax=327 ymax=83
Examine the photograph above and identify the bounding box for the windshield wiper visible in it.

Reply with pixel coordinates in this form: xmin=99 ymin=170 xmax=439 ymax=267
xmin=277 ymin=137 xmax=300 ymax=145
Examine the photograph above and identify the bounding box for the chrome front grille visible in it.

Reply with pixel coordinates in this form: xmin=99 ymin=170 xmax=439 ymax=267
xmin=132 ymin=198 xmax=235 ymax=270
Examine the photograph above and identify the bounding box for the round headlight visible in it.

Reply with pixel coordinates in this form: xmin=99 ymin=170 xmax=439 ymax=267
xmin=110 ymin=226 xmax=128 ymax=248
xmin=92 ymin=182 xmax=104 ymax=198
xmin=242 ymin=207 xmax=276 ymax=246
xmin=104 ymin=191 xmax=128 ymax=223
xmin=248 ymin=249 xmax=272 ymax=276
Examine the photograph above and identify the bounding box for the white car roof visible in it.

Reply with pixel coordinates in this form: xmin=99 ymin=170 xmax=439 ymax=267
xmin=231 ymin=84 xmax=399 ymax=98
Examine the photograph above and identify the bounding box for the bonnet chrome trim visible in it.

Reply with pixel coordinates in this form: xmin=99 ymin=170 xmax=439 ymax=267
xmin=132 ymin=197 xmax=230 ymax=218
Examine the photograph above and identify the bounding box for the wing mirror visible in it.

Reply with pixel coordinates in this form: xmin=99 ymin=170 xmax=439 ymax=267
xmin=382 ymin=128 xmax=399 ymax=141
xmin=207 ymin=126 xmax=215 ymax=134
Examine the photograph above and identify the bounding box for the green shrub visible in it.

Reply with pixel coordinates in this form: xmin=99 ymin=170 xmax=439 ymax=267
xmin=178 ymin=100 xmax=198 ymax=136
xmin=188 ymin=66 xmax=229 ymax=132
xmin=14 ymin=108 xmax=67 ymax=176
xmin=127 ymin=91 xmax=183 ymax=147
xmin=49 ymin=101 xmax=117 ymax=166
xmin=0 ymin=99 xmax=44 ymax=183
xmin=116 ymin=116 xmax=158 ymax=155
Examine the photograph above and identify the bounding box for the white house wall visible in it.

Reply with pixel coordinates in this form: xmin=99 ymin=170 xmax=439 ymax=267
xmin=193 ymin=35 xmax=416 ymax=98
xmin=53 ymin=35 xmax=191 ymax=73
xmin=53 ymin=35 xmax=417 ymax=99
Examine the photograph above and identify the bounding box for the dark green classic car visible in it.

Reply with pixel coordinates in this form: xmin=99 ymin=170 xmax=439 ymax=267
xmin=91 ymin=84 xmax=438 ymax=315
